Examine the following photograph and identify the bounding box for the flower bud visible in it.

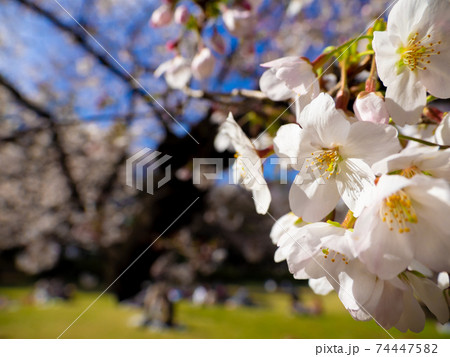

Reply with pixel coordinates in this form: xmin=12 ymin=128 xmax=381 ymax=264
xmin=165 ymin=39 xmax=178 ymax=51
xmin=222 ymin=8 xmax=253 ymax=37
xmin=210 ymin=29 xmax=226 ymax=55
xmin=335 ymin=88 xmax=350 ymax=111
xmin=150 ymin=4 xmax=172 ymax=28
xmin=354 ymin=91 xmax=389 ymax=124
xmin=191 ymin=48 xmax=215 ymax=80
xmin=174 ymin=5 xmax=190 ymax=25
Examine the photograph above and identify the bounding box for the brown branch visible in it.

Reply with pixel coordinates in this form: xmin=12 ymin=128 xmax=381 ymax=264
xmin=0 ymin=73 xmax=84 ymax=211
xmin=95 ymin=94 xmax=139 ymax=211
xmin=15 ymin=0 xmax=163 ymax=115
xmin=182 ymin=87 xmax=267 ymax=103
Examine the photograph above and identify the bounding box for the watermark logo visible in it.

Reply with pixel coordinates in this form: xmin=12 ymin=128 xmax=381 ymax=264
xmin=126 ymin=148 xmax=171 ymax=194
xmin=126 ymin=150 xmax=327 ymax=195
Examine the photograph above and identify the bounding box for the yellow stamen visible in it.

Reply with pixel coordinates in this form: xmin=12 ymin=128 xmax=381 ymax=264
xmin=379 ymin=190 xmax=418 ymax=234
xmin=400 ymin=32 xmax=442 ymax=72
xmin=306 ymin=148 xmax=341 ymax=179
xmin=320 ymin=247 xmax=349 ymax=264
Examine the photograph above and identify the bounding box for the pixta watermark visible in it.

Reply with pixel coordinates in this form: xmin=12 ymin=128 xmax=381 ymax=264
xmin=126 ymin=148 xmax=327 ymax=195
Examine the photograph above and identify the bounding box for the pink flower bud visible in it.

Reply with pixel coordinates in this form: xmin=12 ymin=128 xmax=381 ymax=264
xmin=150 ymin=4 xmax=172 ymax=28
xmin=166 ymin=39 xmax=178 ymax=51
xmin=191 ymin=48 xmax=215 ymax=80
xmin=174 ymin=5 xmax=190 ymax=25
xmin=354 ymin=91 xmax=389 ymax=125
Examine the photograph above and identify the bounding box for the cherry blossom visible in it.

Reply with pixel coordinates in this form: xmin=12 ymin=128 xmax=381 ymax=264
xmin=150 ymin=4 xmax=173 ymax=28
xmin=274 ymin=93 xmax=400 ymax=221
xmin=216 ymin=113 xmax=271 ymax=214
xmin=259 ymin=56 xmax=319 ymax=113
xmin=191 ymin=47 xmax=216 ymax=80
xmin=275 ymin=221 xmax=449 ymax=332
xmin=154 ymin=55 xmax=192 ymax=89
xmin=353 ymin=91 xmax=389 ymax=124
xmin=174 ymin=5 xmax=190 ymax=25
xmin=222 ymin=7 xmax=254 ymax=38
xmin=354 ymin=174 xmax=450 ymax=279
xmin=373 ymin=0 xmax=450 ymax=125
xmin=270 ymin=212 xmax=307 ymax=262
xmin=372 ymin=146 xmax=450 ymax=180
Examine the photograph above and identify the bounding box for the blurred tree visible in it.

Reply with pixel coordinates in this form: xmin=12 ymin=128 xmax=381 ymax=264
xmin=0 ymin=0 xmax=391 ymax=296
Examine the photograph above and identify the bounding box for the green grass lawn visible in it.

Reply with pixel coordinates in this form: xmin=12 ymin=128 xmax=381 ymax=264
xmin=0 ymin=286 xmax=447 ymax=338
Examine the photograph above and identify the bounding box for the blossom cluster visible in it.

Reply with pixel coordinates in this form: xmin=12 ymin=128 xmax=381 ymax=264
xmin=150 ymin=0 xmax=265 ymax=88
xmin=216 ymin=0 xmax=450 ymax=332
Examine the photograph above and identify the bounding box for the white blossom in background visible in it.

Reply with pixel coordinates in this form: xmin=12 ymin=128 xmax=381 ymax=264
xmin=373 ymin=0 xmax=450 ymax=125
xmin=216 ymin=113 xmax=271 ymax=214
xmin=191 ymin=47 xmax=216 ymax=80
xmin=400 ymin=123 xmax=438 ymax=149
xmin=259 ymin=56 xmax=319 ymax=115
xmin=16 ymin=240 xmax=61 ymax=275
xmin=222 ymin=7 xmax=254 ymax=37
xmin=154 ymin=55 xmax=192 ymax=89
xmin=438 ymin=272 xmax=450 ymax=290
xmin=274 ymin=93 xmax=400 ymax=222
xmin=150 ymin=4 xmax=173 ymax=28
xmin=174 ymin=5 xmax=190 ymax=25
xmin=372 ymin=146 xmax=450 ymax=180
xmin=436 ymin=113 xmax=450 ymax=146
xmin=354 ymin=174 xmax=450 ymax=280
xmin=353 ymin=91 xmax=389 ymax=124
xmin=221 ymin=0 xmax=263 ymax=37
xmin=286 ymin=0 xmax=314 ymax=17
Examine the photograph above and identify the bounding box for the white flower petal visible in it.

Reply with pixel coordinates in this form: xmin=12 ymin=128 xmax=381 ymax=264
xmin=355 ymin=215 xmax=414 ymax=280
xmin=273 ymin=124 xmax=302 ymax=166
xmin=371 ymin=146 xmax=436 ymax=175
xmin=406 ymin=272 xmax=450 ymax=324
xmin=270 ymin=213 xmax=299 ymax=245
xmin=373 ymin=174 xmax=412 ymax=200
xmin=260 ymin=56 xmax=300 ymax=69
xmin=373 ymin=31 xmax=402 ymax=86
xmin=299 ymin=93 xmax=350 ymax=145
xmin=220 ymin=113 xmax=255 ymax=153
xmin=289 ymin=175 xmax=340 ymax=222
xmin=259 ymin=69 xmax=293 ymax=101
xmin=437 ymin=272 xmax=450 ymax=290
xmin=386 ymin=0 xmax=430 ymax=40
xmin=415 ymin=148 xmax=450 ymax=180
xmin=395 ymin=288 xmax=426 ymax=333
xmin=372 ymin=280 xmax=404 ymax=330
xmin=309 ymin=277 xmax=334 ymax=296
xmin=436 ymin=113 xmax=450 ymax=145
xmin=275 ymin=61 xmax=318 ymax=96
xmin=341 ymin=122 xmax=400 ymax=164
xmin=294 ymin=93 xmax=315 ymax=123
xmin=385 ymin=70 xmax=426 ymax=126
xmin=253 ymin=184 xmax=271 ymax=215
xmin=336 ymin=158 xmax=375 ymax=216
xmin=413 ymin=0 xmax=450 ymax=97
xmin=419 ymin=50 xmax=450 ymax=98
xmin=337 ymin=261 xmax=378 ymax=310
xmin=353 ymin=92 xmax=389 ymax=124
